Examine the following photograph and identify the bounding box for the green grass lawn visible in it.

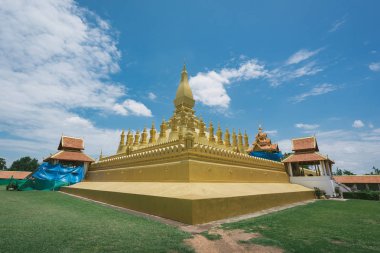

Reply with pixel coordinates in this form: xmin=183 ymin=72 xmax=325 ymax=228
xmin=222 ymin=200 xmax=380 ymax=253
xmin=0 ymin=187 xmax=193 ymax=253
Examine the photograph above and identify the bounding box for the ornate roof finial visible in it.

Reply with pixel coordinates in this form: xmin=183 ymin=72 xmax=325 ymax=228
xmin=160 ymin=119 xmax=167 ymax=138
xmin=208 ymin=121 xmax=215 ymax=143
xmin=174 ymin=64 xmax=195 ymax=109
xmin=217 ymin=123 xmax=223 ymax=145
xmin=224 ymin=128 xmax=231 ymax=147
xmin=127 ymin=129 xmax=133 ymax=146
xmin=149 ymin=122 xmax=157 ymax=144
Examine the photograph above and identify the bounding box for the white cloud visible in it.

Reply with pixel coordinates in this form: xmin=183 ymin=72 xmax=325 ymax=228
xmin=291 ymin=83 xmax=337 ymax=103
xmin=148 ymin=92 xmax=157 ymax=100
xmin=189 ymin=47 xmax=326 ymax=107
xmin=369 ymin=62 xmax=380 ymax=72
xmin=295 ymin=123 xmax=320 ymax=130
xmin=0 ymin=0 xmax=151 ymax=163
xmin=352 ymin=120 xmax=365 ymax=128
xmin=286 ymin=49 xmax=321 ymax=65
xmin=369 ymin=123 xmax=374 ymax=129
xmin=290 ymin=62 xmax=323 ymax=78
xmin=329 ymin=17 xmax=346 ymax=33
xmin=269 ymin=50 xmax=324 ymax=86
xmin=278 ymin=128 xmax=380 ymax=174
xmin=189 ymin=60 xmax=268 ymax=109
xmin=114 ymin=99 xmax=152 ymax=117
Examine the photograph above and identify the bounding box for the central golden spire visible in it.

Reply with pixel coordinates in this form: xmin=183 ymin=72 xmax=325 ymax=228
xmin=174 ymin=64 xmax=195 ymax=108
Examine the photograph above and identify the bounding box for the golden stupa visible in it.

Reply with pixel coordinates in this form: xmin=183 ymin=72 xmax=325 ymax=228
xmin=62 ymin=65 xmax=313 ymax=224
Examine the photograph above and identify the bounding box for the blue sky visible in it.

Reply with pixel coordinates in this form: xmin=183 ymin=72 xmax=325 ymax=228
xmin=0 ymin=0 xmax=379 ymax=173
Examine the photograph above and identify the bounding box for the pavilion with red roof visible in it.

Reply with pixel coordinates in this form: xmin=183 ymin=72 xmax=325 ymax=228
xmin=283 ymin=136 xmax=334 ymax=177
xmin=44 ymin=136 xmax=94 ymax=172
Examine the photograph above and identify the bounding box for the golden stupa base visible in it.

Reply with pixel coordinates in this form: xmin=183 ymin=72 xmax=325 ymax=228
xmin=61 ymin=182 xmax=314 ymax=224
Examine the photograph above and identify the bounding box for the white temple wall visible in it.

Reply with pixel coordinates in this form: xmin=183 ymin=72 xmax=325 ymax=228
xmin=290 ymin=176 xmax=336 ymax=197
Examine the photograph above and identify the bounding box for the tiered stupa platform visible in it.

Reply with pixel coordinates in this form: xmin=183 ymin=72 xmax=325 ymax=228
xmin=61 ymin=65 xmax=314 ymax=224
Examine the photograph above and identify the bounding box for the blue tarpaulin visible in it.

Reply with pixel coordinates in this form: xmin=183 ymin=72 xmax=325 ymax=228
xmin=17 ymin=162 xmax=85 ymax=191
xmin=249 ymin=151 xmax=283 ymax=162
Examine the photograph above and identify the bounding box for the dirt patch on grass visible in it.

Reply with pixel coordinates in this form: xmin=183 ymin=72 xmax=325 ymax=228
xmin=185 ymin=229 xmax=283 ymax=253
xmin=330 ymin=239 xmax=345 ymax=245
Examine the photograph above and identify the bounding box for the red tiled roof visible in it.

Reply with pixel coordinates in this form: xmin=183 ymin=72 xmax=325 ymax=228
xmin=334 ymin=176 xmax=380 ymax=184
xmin=0 ymin=171 xmax=32 ymax=179
xmin=292 ymin=137 xmax=318 ymax=152
xmin=283 ymin=152 xmax=333 ymax=163
xmin=44 ymin=151 xmax=94 ymax=162
xmin=58 ymin=136 xmax=84 ymax=150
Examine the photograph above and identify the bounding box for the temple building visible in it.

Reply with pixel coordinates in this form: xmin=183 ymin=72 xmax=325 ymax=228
xmin=44 ymin=136 xmax=94 ymax=173
xmin=61 ymin=65 xmax=314 ymax=224
xmin=283 ymin=136 xmax=338 ymax=196
xmin=282 ymin=136 xmax=334 ymax=177
xmin=249 ymin=126 xmax=279 ymax=153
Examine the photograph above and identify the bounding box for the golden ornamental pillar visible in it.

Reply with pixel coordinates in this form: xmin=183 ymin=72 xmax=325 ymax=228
xmin=127 ymin=130 xmax=133 ymax=146
xmin=208 ymin=122 xmax=215 ymax=143
xmin=232 ymin=129 xmax=237 ymax=146
xmin=199 ymin=118 xmax=206 ymax=137
xmin=160 ymin=119 xmax=167 ymax=138
xmin=117 ymin=130 xmax=125 ymax=154
xmin=216 ymin=123 xmax=224 ymax=145
xmin=141 ymin=127 xmax=148 ymax=145
xmin=133 ymin=130 xmax=140 ymax=146
xmin=238 ymin=130 xmax=244 ymax=152
xmin=224 ymin=128 xmax=231 ymax=147
xmin=149 ymin=123 xmax=156 ymax=144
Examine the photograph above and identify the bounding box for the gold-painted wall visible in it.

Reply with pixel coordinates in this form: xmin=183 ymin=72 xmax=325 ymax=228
xmin=61 ymin=186 xmax=314 ymax=224
xmin=86 ymin=158 xmax=288 ymax=183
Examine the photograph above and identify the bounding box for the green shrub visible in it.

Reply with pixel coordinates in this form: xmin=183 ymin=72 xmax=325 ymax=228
xmin=314 ymin=187 xmax=326 ymax=199
xmin=343 ymin=191 xmax=380 ymax=201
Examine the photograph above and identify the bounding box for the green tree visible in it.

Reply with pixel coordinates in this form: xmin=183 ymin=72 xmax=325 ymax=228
xmin=0 ymin=158 xmax=6 ymax=170
xmin=369 ymin=166 xmax=380 ymax=175
xmin=342 ymin=169 xmax=355 ymax=175
xmin=9 ymin=156 xmax=39 ymax=172
xmin=333 ymin=168 xmax=343 ymax=176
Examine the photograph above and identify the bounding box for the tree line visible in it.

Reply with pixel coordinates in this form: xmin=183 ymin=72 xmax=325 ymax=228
xmin=332 ymin=166 xmax=380 ymax=175
xmin=0 ymin=157 xmax=39 ymax=172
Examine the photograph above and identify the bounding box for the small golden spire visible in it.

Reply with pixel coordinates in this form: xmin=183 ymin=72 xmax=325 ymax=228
xmin=133 ymin=130 xmax=140 ymax=146
xmin=149 ymin=122 xmax=156 ymax=144
xmin=160 ymin=119 xmax=167 ymax=138
xmin=238 ymin=129 xmax=243 ymax=151
xmin=127 ymin=129 xmax=133 ymax=146
xmin=217 ymin=123 xmax=224 ymax=145
xmin=232 ymin=129 xmax=238 ymax=148
xmin=224 ymin=128 xmax=231 ymax=147
xmin=141 ymin=127 xmax=148 ymax=144
xmin=208 ymin=121 xmax=215 ymax=143
xmin=244 ymin=130 xmax=249 ymax=149
xmin=119 ymin=129 xmax=125 ymax=145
